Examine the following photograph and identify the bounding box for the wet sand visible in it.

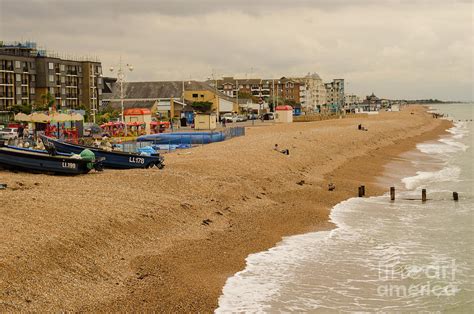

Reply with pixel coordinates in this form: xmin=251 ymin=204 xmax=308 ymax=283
xmin=0 ymin=106 xmax=451 ymax=312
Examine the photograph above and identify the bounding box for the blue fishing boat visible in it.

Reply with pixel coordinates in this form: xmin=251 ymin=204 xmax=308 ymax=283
xmin=0 ymin=142 xmax=103 ymax=175
xmin=43 ymin=136 xmax=164 ymax=170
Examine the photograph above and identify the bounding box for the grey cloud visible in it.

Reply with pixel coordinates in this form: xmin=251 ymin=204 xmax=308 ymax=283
xmin=0 ymin=0 xmax=472 ymax=101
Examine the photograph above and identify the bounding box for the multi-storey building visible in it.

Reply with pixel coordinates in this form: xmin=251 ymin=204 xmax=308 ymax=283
xmin=292 ymin=73 xmax=326 ymax=112
xmin=0 ymin=41 xmax=103 ymax=112
xmin=324 ymin=79 xmax=345 ymax=111
xmin=213 ymin=76 xmax=302 ymax=107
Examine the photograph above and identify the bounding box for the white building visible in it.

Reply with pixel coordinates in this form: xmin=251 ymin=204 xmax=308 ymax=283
xmin=292 ymin=73 xmax=326 ymax=112
xmin=325 ymin=79 xmax=345 ymax=111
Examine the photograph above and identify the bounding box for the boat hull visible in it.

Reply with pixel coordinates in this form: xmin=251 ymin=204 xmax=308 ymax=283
xmin=0 ymin=147 xmax=94 ymax=175
xmin=44 ymin=137 xmax=164 ymax=169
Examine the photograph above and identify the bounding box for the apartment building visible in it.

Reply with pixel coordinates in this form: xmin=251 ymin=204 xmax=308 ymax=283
xmin=0 ymin=41 xmax=103 ymax=112
xmin=292 ymin=73 xmax=326 ymax=111
xmin=214 ymin=76 xmax=302 ymax=106
xmin=324 ymin=79 xmax=345 ymax=111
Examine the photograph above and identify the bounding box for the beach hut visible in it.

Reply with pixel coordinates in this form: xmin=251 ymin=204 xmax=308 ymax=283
xmin=275 ymin=105 xmax=293 ymax=123
xmin=124 ymin=108 xmax=152 ymax=134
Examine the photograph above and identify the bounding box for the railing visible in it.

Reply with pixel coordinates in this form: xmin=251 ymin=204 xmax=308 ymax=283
xmin=293 ymin=113 xmax=367 ymax=122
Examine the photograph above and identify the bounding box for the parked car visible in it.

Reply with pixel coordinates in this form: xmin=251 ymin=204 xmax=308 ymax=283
xmin=221 ymin=113 xmax=237 ymax=123
xmin=0 ymin=127 xmax=19 ymax=140
xmin=236 ymin=115 xmax=248 ymax=122
xmin=261 ymin=112 xmax=275 ymax=120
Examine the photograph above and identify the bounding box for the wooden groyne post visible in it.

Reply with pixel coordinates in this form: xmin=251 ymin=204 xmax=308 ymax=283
xmin=453 ymin=192 xmax=459 ymax=201
xmin=422 ymin=189 xmax=427 ymax=202
xmin=361 ymin=185 xmax=365 ymax=196
xmin=390 ymin=187 xmax=395 ymax=201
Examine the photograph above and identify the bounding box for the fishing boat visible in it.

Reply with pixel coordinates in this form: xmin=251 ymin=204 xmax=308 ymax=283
xmin=0 ymin=142 xmax=103 ymax=175
xmin=42 ymin=136 xmax=165 ymax=170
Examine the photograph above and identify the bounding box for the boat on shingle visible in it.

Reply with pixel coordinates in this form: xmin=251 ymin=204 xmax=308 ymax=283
xmin=0 ymin=142 xmax=103 ymax=175
xmin=42 ymin=136 xmax=165 ymax=170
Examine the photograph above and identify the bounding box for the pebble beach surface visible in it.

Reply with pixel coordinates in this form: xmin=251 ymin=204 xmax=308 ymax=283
xmin=0 ymin=106 xmax=450 ymax=312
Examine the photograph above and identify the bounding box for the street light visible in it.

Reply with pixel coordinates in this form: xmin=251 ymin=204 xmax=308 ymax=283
xmin=109 ymin=58 xmax=133 ymax=137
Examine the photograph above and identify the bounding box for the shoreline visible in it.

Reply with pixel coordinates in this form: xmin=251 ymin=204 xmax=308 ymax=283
xmin=0 ymin=106 xmax=451 ymax=312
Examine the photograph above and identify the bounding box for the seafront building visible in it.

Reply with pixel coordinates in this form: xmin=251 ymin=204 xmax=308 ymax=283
xmin=212 ymin=73 xmax=328 ymax=113
xmin=102 ymin=80 xmax=238 ymax=119
xmin=324 ymin=79 xmax=345 ymax=112
xmin=0 ymin=41 xmax=103 ymax=113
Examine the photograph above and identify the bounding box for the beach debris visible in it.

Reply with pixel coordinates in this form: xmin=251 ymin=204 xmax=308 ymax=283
xmin=453 ymin=192 xmax=459 ymax=201
xmin=274 ymin=144 xmax=290 ymax=155
xmin=202 ymin=218 xmax=213 ymax=226
xmin=422 ymin=189 xmax=427 ymax=202
xmin=297 ymin=180 xmax=305 ymax=186
xmin=328 ymin=183 xmax=336 ymax=191
xmin=0 ymin=183 xmax=7 ymax=190
xmin=390 ymin=187 xmax=395 ymax=201
xmin=215 ymin=211 xmax=223 ymax=216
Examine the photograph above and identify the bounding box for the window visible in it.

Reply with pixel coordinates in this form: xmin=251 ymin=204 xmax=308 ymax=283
xmin=30 ymin=87 xmax=35 ymax=94
xmin=15 ymin=61 xmax=21 ymax=69
xmin=200 ymin=94 xmax=204 ymax=98
xmin=16 ymin=74 xmax=21 ymax=81
xmin=192 ymin=93 xmax=198 ymax=98
xmin=48 ymin=62 xmax=54 ymax=70
xmin=61 ymin=87 xmax=66 ymax=95
xmin=97 ymin=66 xmax=102 ymax=74
xmin=61 ymin=76 xmax=65 ymax=83
xmin=16 ymin=87 xmax=21 ymax=95
xmin=98 ymin=77 xmax=103 ymax=84
xmin=49 ymin=74 xmax=54 ymax=82
xmin=60 ymin=64 xmax=65 ymax=72
xmin=31 ymin=75 xmax=36 ymax=82
xmin=49 ymin=87 xmax=55 ymax=94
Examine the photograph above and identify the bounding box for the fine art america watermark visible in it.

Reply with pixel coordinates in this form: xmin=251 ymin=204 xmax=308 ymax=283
xmin=377 ymin=259 xmax=459 ymax=298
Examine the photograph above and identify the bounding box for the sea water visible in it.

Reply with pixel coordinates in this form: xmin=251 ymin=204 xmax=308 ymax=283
xmin=216 ymin=104 xmax=474 ymax=313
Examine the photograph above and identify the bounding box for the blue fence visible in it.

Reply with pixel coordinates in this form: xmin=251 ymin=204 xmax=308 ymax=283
xmin=121 ymin=126 xmax=246 ymax=154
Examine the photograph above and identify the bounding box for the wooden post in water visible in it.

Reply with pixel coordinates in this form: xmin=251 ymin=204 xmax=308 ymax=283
xmin=361 ymin=185 xmax=365 ymax=196
xmin=422 ymin=189 xmax=427 ymax=202
xmin=390 ymin=187 xmax=395 ymax=201
xmin=453 ymin=192 xmax=459 ymax=201
xmin=358 ymin=186 xmax=363 ymax=197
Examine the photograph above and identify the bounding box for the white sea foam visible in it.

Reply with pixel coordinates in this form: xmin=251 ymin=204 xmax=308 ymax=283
xmin=216 ymin=105 xmax=473 ymax=313
xmin=401 ymin=166 xmax=461 ymax=190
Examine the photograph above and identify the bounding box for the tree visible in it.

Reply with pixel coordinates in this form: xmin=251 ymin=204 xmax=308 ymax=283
xmin=191 ymin=101 xmax=213 ymax=113
xmin=97 ymin=104 xmax=121 ymax=124
xmin=11 ymin=103 xmax=32 ymax=115
xmin=37 ymin=92 xmax=55 ymax=111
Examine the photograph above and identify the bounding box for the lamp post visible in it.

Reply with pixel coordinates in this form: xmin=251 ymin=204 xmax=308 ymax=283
xmin=109 ymin=57 xmax=133 ymax=137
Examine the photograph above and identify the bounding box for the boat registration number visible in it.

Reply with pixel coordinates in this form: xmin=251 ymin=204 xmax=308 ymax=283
xmin=62 ymin=162 xmax=77 ymax=169
xmin=129 ymin=157 xmax=145 ymax=164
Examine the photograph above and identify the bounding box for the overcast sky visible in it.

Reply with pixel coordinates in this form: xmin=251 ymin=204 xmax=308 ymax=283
xmin=1 ymin=0 xmax=472 ymax=101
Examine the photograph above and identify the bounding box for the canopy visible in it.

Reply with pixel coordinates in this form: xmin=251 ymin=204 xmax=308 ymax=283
xmin=50 ymin=113 xmax=72 ymax=122
xmin=15 ymin=112 xmax=84 ymax=123
xmin=127 ymin=121 xmax=144 ymax=126
xmin=14 ymin=113 xmax=31 ymax=122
